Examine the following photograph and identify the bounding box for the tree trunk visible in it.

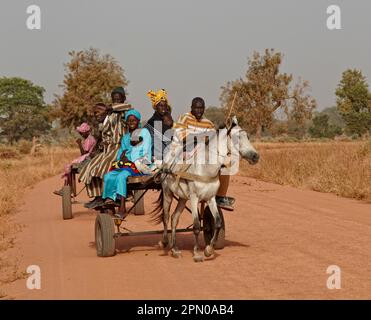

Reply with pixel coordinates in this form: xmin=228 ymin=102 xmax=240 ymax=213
xmin=255 ymin=124 xmax=262 ymax=141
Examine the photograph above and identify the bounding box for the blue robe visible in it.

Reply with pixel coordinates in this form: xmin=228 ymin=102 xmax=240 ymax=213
xmin=102 ymin=128 xmax=152 ymax=200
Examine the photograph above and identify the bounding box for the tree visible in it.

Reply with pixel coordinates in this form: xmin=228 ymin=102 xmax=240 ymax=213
xmin=321 ymin=106 xmax=345 ymax=129
xmin=220 ymin=49 xmax=316 ymax=140
xmin=287 ymin=119 xmax=312 ymax=139
xmin=52 ymin=47 xmax=128 ymax=128
xmin=335 ymin=69 xmax=371 ymax=136
xmin=0 ymin=77 xmax=51 ymax=143
xmin=204 ymin=106 xmax=225 ymax=128
xmin=309 ymin=113 xmax=342 ymax=138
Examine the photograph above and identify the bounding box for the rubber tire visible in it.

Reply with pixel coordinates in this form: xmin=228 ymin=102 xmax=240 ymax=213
xmin=62 ymin=185 xmax=73 ymax=220
xmin=95 ymin=213 xmax=116 ymax=257
xmin=203 ymin=206 xmax=225 ymax=250
xmin=133 ymin=190 xmax=145 ymax=215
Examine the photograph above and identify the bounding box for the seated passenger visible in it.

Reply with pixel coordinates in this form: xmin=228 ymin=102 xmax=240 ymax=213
xmin=80 ymin=88 xmax=131 ymax=210
xmin=102 ymin=109 xmax=152 ymax=219
xmin=144 ymin=89 xmax=173 ymax=163
xmin=173 ymin=97 xmax=235 ymax=211
xmin=53 ymin=122 xmax=96 ymax=196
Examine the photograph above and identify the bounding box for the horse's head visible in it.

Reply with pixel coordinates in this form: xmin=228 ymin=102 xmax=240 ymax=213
xmin=227 ymin=116 xmax=259 ymax=165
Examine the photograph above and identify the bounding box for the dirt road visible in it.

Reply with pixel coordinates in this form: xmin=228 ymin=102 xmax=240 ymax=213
xmin=2 ymin=175 xmax=371 ymax=299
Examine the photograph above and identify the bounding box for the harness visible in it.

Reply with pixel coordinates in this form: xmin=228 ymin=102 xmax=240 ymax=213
xmin=160 ymin=129 xmax=233 ymax=188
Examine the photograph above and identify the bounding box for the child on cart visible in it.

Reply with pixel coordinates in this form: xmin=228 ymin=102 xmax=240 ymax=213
xmin=53 ymin=122 xmax=96 ymax=196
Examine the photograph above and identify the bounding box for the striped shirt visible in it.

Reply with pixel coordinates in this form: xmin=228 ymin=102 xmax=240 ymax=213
xmin=173 ymin=112 xmax=215 ymax=142
xmin=79 ymin=111 xmax=126 ymax=184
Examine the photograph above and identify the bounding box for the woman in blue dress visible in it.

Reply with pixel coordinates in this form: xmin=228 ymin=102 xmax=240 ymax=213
xmin=102 ymin=109 xmax=152 ymax=218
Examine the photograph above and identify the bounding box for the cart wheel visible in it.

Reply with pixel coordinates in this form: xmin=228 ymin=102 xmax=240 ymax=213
xmin=95 ymin=213 xmax=116 ymax=257
xmin=203 ymin=206 xmax=225 ymax=250
xmin=62 ymin=185 xmax=73 ymax=220
xmin=133 ymin=190 xmax=145 ymax=215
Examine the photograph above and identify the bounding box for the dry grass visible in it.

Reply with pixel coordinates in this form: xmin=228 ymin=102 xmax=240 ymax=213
xmin=0 ymin=145 xmax=78 ymax=285
xmin=240 ymin=140 xmax=371 ymax=201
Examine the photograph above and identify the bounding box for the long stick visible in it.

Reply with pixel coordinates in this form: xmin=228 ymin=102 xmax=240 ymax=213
xmin=226 ymin=91 xmax=237 ymax=122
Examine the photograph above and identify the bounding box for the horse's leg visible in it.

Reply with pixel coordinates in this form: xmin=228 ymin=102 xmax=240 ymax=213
xmin=159 ymin=190 xmax=173 ymax=249
xmin=190 ymin=194 xmax=203 ymax=262
xmin=204 ymin=197 xmax=221 ymax=257
xmin=170 ymin=198 xmax=186 ymax=258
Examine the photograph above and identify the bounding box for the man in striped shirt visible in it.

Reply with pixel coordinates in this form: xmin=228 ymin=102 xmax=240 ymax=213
xmin=173 ymin=97 xmax=235 ymax=211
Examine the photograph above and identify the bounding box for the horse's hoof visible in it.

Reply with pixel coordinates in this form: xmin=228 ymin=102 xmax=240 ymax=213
xmin=158 ymin=240 xmax=168 ymax=249
xmin=171 ymin=249 xmax=182 ymax=258
xmin=193 ymin=255 xmax=204 ymax=263
xmin=204 ymin=245 xmax=214 ymax=257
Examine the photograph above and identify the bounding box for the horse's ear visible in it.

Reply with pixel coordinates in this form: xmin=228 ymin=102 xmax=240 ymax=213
xmin=231 ymin=116 xmax=239 ymax=126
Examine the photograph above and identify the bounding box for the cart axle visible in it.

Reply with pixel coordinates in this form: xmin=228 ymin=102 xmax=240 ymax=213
xmin=114 ymin=227 xmax=202 ymax=238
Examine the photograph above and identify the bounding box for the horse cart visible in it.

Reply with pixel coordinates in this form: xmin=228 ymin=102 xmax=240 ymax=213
xmin=58 ymin=165 xmax=226 ymax=258
xmin=60 ymin=163 xmax=146 ymax=220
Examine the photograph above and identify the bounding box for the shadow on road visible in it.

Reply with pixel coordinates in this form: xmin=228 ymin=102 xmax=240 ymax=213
xmin=87 ymin=232 xmax=250 ymax=256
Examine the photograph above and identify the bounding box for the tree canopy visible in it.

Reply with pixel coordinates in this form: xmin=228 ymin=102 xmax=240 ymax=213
xmin=335 ymin=69 xmax=371 ymax=136
xmin=0 ymin=77 xmax=51 ymax=143
xmin=52 ymin=47 xmax=128 ymax=128
xmin=309 ymin=113 xmax=342 ymax=138
xmin=204 ymin=106 xmax=225 ymax=128
xmin=220 ymin=49 xmax=316 ymax=140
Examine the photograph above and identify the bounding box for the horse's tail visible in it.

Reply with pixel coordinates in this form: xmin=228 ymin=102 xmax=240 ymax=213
xmin=149 ymin=189 xmax=164 ymax=225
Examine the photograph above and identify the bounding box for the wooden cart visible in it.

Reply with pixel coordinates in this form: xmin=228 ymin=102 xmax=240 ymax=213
xmin=94 ymin=174 xmax=225 ymax=257
xmin=58 ymin=166 xmax=225 ymax=257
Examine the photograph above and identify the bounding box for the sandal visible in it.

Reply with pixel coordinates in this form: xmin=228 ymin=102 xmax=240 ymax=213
xmin=53 ymin=189 xmax=64 ymax=196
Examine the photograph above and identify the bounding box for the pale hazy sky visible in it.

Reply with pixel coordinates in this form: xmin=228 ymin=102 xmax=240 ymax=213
xmin=0 ymin=0 xmax=370 ymax=119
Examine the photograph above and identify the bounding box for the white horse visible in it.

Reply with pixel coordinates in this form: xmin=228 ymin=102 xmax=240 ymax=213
xmin=151 ymin=117 xmax=259 ymax=262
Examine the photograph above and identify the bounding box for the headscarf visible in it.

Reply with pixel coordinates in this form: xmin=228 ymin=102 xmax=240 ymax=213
xmin=76 ymin=122 xmax=91 ymax=133
xmin=111 ymin=86 xmax=126 ymax=97
xmin=147 ymin=89 xmax=171 ymax=111
xmin=124 ymin=110 xmax=143 ymax=139
xmin=124 ymin=109 xmax=142 ymax=126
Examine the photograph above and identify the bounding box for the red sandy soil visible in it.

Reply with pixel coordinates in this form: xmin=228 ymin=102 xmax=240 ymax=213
xmin=1 ymin=175 xmax=371 ymax=299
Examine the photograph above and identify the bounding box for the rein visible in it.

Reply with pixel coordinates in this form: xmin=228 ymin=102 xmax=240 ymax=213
xmin=172 ymin=170 xmax=220 ymax=183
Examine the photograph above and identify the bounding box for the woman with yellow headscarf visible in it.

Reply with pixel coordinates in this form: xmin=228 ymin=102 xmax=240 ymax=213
xmin=144 ymin=89 xmax=174 ymax=162
xmin=147 ymin=89 xmax=172 ymax=112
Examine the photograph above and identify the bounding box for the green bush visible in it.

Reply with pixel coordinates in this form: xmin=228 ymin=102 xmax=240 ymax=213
xmin=309 ymin=114 xmax=342 ymax=138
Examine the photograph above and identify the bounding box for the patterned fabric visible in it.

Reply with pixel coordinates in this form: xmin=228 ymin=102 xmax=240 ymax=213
xmin=79 ymin=111 xmax=126 ymax=187
xmin=173 ymin=111 xmax=215 ymax=142
xmin=110 ymin=160 xmax=141 ymax=174
xmin=86 ymin=177 xmax=103 ymax=198
xmin=147 ymin=89 xmax=171 ymax=111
